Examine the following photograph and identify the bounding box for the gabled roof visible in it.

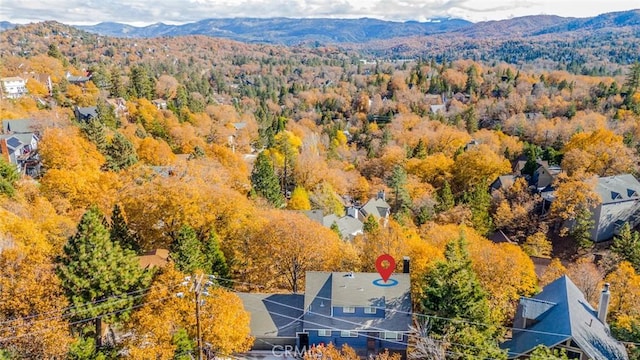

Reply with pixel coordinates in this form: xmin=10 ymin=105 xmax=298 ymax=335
xmin=596 ymin=174 xmax=640 ymax=204
xmin=303 ymin=271 xmax=411 ymax=331
xmin=75 ymin=106 xmax=98 ymax=119
xmin=360 ymin=198 xmax=390 ymax=220
xmin=2 ymin=118 xmax=36 ymax=134
xmin=503 ymin=275 xmax=628 ymax=360
xmin=322 ymin=215 xmax=363 ymax=239
xmin=237 ymin=293 xmax=304 ymax=338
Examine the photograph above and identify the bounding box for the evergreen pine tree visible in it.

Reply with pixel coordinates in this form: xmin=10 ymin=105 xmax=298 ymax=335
xmin=420 ymin=234 xmax=504 ymax=359
xmin=435 ymin=180 xmax=455 ymax=213
xmin=463 ymin=183 xmax=493 ymax=236
xmin=611 ymin=222 xmax=640 ymax=271
xmin=412 ymin=138 xmax=427 ymax=159
xmin=204 ymin=231 xmax=230 ymax=281
xmin=104 ymin=132 xmax=138 ymax=171
xmin=387 ymin=165 xmax=411 ymax=215
xmin=570 ymin=208 xmax=595 ymax=250
xmin=57 ymin=207 xmax=150 ymax=346
xmin=171 ymin=225 xmax=207 ymax=274
xmin=96 ymin=98 xmax=117 ymax=129
xmin=250 ymin=152 xmax=285 ymax=207
xmin=0 ymin=157 xmax=19 ymax=197
xmin=81 ymin=117 xmax=107 ymax=153
xmin=109 ymin=204 xmax=139 ymax=253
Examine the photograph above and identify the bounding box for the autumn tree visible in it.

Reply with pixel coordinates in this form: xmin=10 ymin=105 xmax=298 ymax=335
xmin=125 ymin=265 xmax=252 ymax=359
xmin=561 ymin=129 xmax=636 ymax=177
xmin=251 ymin=152 xmax=285 ymax=207
xmin=0 ymin=250 xmax=73 ymax=359
xmin=57 ymin=207 xmax=151 ymax=347
xmin=522 ymin=232 xmax=553 ymax=258
xmin=287 ymin=186 xmax=311 ymax=210
xmin=566 ymin=258 xmax=603 ymax=305
xmin=245 ymin=211 xmax=346 ymax=292
xmin=451 ymin=144 xmax=511 ymax=194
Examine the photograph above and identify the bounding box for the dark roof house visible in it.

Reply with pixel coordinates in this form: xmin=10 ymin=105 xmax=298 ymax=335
xmin=74 ymin=106 xmax=98 ymax=123
xmin=236 ymin=293 xmax=304 ymax=350
xmin=502 ymin=275 xmax=628 ymax=360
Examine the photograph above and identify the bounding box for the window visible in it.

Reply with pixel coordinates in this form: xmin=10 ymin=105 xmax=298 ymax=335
xmin=384 ymin=332 xmax=403 ymax=341
xmin=364 ymin=307 xmax=377 ymax=314
xmin=317 ymin=329 xmax=331 ymax=337
xmin=342 ymin=306 xmax=355 ymax=313
xmin=340 ymin=330 xmax=358 ymax=338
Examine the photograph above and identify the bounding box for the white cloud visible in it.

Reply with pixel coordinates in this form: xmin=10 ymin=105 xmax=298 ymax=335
xmin=1 ymin=0 xmax=637 ymax=25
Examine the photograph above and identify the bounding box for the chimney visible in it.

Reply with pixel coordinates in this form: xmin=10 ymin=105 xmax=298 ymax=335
xmin=0 ymin=138 xmax=10 ymax=163
xmin=377 ymin=190 xmax=385 ymax=200
xmin=598 ymin=283 xmax=611 ymax=324
xmin=402 ymin=256 xmax=410 ymax=274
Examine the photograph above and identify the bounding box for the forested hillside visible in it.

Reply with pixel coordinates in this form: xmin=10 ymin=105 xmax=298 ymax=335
xmin=0 ymin=19 xmax=639 ymax=359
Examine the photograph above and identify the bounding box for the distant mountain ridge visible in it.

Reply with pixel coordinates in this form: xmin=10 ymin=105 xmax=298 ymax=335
xmin=1 ymin=9 xmax=639 ymax=46
xmin=74 ymin=17 xmax=473 ymax=44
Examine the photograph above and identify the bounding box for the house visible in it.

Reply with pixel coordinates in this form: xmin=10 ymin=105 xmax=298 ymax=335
xmin=302 ymin=269 xmax=411 ymax=358
xmin=502 ymin=275 xmax=628 ymax=360
xmin=152 ymin=99 xmax=167 ymax=110
xmin=236 ymin=293 xmax=304 ymax=350
xmin=138 ymin=249 xmax=170 ymax=269
xmin=429 ymin=104 xmax=446 ymax=114
xmin=0 ymin=77 xmax=28 ymax=99
xmin=356 ymin=191 xmax=391 ymax=226
xmin=322 ymin=213 xmax=364 ymax=240
xmin=74 ymin=106 xmax=98 ymax=123
xmin=490 ymin=174 xmax=517 ymax=194
xmin=532 ymin=160 xmax=562 ymax=190
xmin=591 ymin=174 xmax=640 ymax=242
xmin=238 ymin=260 xmax=412 ymax=358
xmin=66 ymin=71 xmax=92 ymax=84
xmin=0 ymin=118 xmax=41 ymax=176
xmin=26 ymin=73 xmax=53 ymax=96
xmin=303 ymin=192 xmax=391 ymax=239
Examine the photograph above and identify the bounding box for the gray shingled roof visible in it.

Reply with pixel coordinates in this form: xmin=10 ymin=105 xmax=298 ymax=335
xmin=503 ymin=275 xmax=628 ymax=360
xmin=237 ymin=293 xmax=304 ymax=338
xmin=2 ymin=118 xmax=35 ymax=134
xmin=303 ymin=271 xmax=411 ymax=331
xmin=360 ymin=198 xmax=390 ymax=220
xmin=595 ymin=174 xmax=640 ymax=204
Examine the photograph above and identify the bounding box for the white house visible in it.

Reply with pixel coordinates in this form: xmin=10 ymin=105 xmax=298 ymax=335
xmin=0 ymin=77 xmax=28 ymax=99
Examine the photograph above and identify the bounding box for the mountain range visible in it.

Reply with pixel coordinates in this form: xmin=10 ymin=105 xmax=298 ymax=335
xmin=2 ymin=9 xmax=639 ymax=45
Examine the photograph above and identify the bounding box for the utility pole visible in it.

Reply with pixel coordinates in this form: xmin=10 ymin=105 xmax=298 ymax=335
xmin=181 ymin=274 xmax=209 ymax=360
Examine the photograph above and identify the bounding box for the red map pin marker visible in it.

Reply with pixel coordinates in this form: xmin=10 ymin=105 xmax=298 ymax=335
xmin=375 ymin=254 xmax=396 ymax=283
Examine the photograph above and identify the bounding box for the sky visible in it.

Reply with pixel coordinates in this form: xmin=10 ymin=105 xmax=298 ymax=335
xmin=1 ymin=0 xmax=638 ymax=26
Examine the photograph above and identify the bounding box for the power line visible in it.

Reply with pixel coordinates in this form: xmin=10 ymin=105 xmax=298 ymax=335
xmin=212 ymin=275 xmax=640 ymax=349
xmin=218 ymin=282 xmax=503 ymax=360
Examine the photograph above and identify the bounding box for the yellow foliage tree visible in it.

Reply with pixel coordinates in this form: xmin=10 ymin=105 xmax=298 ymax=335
xmin=288 ymin=186 xmax=311 ymax=210
xmin=604 ymin=261 xmax=640 ymax=326
xmin=137 ymin=137 xmax=177 ymax=166
xmin=38 ymin=127 xmax=118 ymax=214
xmin=561 ymin=128 xmax=636 ymax=176
xmin=0 ymin=249 xmax=73 ymax=358
xmin=451 ymin=144 xmax=511 ymax=193
xmin=126 ymin=265 xmax=252 ymax=359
